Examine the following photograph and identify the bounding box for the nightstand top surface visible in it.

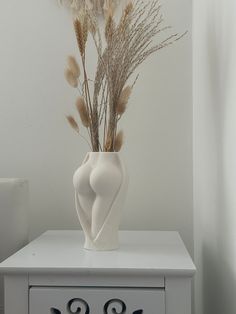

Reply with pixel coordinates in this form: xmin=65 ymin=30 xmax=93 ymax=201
xmin=0 ymin=230 xmax=195 ymax=276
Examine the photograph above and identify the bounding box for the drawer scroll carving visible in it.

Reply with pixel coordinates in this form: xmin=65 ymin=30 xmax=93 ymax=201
xmin=51 ymin=298 xmax=90 ymax=314
xmin=104 ymin=299 xmax=126 ymax=314
xmin=51 ymin=309 xmax=61 ymax=314
xmin=50 ymin=298 xmax=143 ymax=314
xmin=67 ymin=298 xmax=90 ymax=313
xmin=103 ymin=299 xmax=143 ymax=314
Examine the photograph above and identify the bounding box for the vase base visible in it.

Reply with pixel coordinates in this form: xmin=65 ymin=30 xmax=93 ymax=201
xmin=83 ymin=245 xmax=119 ymax=251
xmin=84 ymin=237 xmax=119 ymax=251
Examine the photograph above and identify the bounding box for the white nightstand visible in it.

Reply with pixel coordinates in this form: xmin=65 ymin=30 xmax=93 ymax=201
xmin=0 ymin=231 xmax=195 ymax=314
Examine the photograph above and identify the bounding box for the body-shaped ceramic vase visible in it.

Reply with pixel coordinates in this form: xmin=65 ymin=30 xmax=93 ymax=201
xmin=73 ymin=152 xmax=128 ymax=250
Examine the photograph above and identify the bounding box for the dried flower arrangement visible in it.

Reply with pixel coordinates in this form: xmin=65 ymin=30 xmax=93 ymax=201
xmin=59 ymin=0 xmax=118 ymax=16
xmin=62 ymin=0 xmax=186 ymax=152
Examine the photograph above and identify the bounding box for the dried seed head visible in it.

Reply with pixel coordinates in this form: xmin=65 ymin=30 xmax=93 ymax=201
xmin=74 ymin=18 xmax=85 ymax=56
xmin=124 ymin=1 xmax=133 ymax=15
xmin=82 ymin=14 xmax=88 ymax=46
xmin=66 ymin=115 xmax=80 ymax=132
xmin=76 ymin=11 xmax=88 ymax=51
xmin=118 ymin=1 xmax=133 ymax=33
xmin=88 ymin=18 xmax=97 ymax=35
xmin=67 ymin=56 xmax=80 ymax=78
xmin=114 ymin=130 xmax=124 ymax=152
xmin=64 ymin=68 xmax=78 ymax=88
xmin=60 ymin=0 xmax=118 ymax=17
xmin=105 ymin=14 xmax=115 ymax=43
xmin=76 ymin=97 xmax=90 ymax=127
xmin=116 ymin=85 xmax=132 ymax=115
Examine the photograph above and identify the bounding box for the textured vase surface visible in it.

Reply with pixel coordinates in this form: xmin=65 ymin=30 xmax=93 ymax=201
xmin=73 ymin=152 xmax=128 ymax=250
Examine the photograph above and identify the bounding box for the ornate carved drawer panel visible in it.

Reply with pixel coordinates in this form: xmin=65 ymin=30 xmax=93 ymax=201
xmin=29 ymin=287 xmax=165 ymax=314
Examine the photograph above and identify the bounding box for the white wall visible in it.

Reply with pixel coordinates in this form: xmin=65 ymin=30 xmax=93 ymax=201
xmin=0 ymin=0 xmax=193 ymax=254
xmin=193 ymin=0 xmax=236 ymax=313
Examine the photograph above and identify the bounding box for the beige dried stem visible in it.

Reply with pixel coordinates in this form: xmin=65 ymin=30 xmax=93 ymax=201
xmin=67 ymin=114 xmax=93 ymax=149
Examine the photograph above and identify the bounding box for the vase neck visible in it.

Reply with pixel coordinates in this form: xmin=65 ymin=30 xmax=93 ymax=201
xmin=99 ymin=152 xmax=119 ymax=163
xmin=87 ymin=152 xmax=99 ymax=164
xmin=87 ymin=152 xmax=119 ymax=164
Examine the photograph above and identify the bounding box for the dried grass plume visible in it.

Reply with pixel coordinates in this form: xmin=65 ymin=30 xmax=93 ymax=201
xmin=114 ymin=130 xmax=124 ymax=152
xmin=63 ymin=0 xmax=186 ymax=151
xmin=74 ymin=18 xmax=86 ymax=56
xmin=76 ymin=97 xmax=90 ymax=127
xmin=67 ymin=56 xmax=80 ymax=78
xmin=64 ymin=68 xmax=78 ymax=87
xmin=66 ymin=115 xmax=80 ymax=132
xmin=116 ymin=86 xmax=132 ymax=115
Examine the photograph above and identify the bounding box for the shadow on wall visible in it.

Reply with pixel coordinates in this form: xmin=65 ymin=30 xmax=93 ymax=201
xmin=200 ymin=0 xmax=236 ymax=313
xmin=202 ymin=242 xmax=236 ymax=313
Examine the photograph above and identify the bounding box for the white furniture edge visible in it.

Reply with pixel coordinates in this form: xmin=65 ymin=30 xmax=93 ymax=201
xmin=0 ymin=230 xmax=196 ymax=276
xmin=1 ymin=231 xmax=195 ymax=314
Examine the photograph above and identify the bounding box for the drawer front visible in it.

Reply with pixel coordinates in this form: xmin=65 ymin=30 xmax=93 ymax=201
xmin=30 ymin=287 xmax=165 ymax=314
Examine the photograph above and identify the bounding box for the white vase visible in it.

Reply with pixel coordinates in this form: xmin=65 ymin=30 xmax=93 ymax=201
xmin=73 ymin=152 xmax=128 ymax=250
